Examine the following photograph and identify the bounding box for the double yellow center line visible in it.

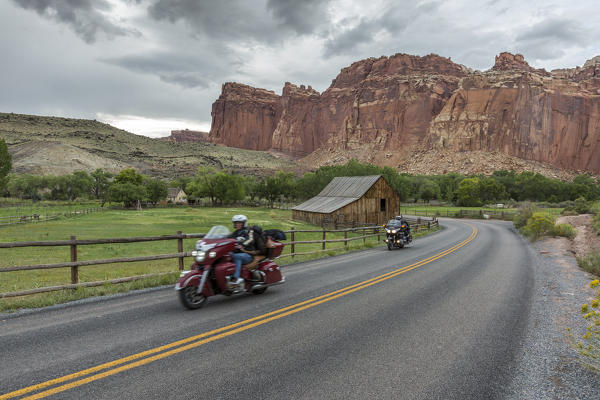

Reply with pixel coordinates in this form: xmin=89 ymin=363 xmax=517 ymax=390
xmin=2 ymin=224 xmax=477 ymax=400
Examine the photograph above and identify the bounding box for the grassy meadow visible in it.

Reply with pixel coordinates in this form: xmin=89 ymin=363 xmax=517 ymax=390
xmin=0 ymin=206 xmax=436 ymax=311
xmin=398 ymin=205 xmax=563 ymax=218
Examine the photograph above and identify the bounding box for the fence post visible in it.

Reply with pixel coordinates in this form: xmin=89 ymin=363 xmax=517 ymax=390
xmin=177 ymin=230 xmax=184 ymax=270
xmin=363 ymin=227 xmax=366 ymax=245
xmin=344 ymin=230 xmax=348 ymax=248
xmin=322 ymin=229 xmax=326 ymax=250
xmin=291 ymin=227 xmax=295 ymax=259
xmin=70 ymin=235 xmax=78 ymax=285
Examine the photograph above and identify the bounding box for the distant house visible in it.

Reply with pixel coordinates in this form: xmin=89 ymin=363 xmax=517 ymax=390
xmin=292 ymin=175 xmax=400 ymax=227
xmin=167 ymin=188 xmax=187 ymax=204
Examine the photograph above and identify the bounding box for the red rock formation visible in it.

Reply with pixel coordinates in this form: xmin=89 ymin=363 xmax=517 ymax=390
xmin=270 ymin=82 xmax=320 ymax=156
xmin=426 ymin=58 xmax=600 ymax=172
xmin=491 ymin=52 xmax=549 ymax=75
xmin=317 ymin=54 xmax=467 ymax=157
xmin=209 ymin=82 xmax=280 ymax=150
xmin=211 ymin=53 xmax=468 ymax=158
xmin=162 ymin=129 xmax=209 ymax=143
xmin=209 ymin=52 xmax=600 ymax=174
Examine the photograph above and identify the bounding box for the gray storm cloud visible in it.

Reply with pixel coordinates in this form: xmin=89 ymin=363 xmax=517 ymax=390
xmin=4 ymin=0 xmax=600 ymax=135
xmin=12 ymin=0 xmax=139 ymax=43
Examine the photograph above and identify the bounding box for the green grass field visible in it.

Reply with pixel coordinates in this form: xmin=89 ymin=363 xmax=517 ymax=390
xmin=398 ymin=205 xmax=563 ymax=219
xmin=0 ymin=206 xmax=438 ymax=311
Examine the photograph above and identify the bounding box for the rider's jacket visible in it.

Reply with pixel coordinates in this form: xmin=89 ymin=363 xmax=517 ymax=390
xmin=229 ymin=228 xmax=258 ymax=253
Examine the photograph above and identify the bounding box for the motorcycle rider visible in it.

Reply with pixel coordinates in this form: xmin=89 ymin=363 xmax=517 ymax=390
xmin=228 ymin=215 xmax=256 ymax=287
xmin=396 ymin=215 xmax=411 ymax=242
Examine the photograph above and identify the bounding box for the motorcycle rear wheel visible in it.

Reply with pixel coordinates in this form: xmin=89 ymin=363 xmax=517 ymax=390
xmin=252 ymin=287 xmax=268 ymax=295
xmin=179 ymin=286 xmax=207 ymax=309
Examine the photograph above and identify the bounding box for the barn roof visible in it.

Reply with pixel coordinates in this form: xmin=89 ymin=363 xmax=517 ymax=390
xmin=292 ymin=175 xmax=382 ymax=214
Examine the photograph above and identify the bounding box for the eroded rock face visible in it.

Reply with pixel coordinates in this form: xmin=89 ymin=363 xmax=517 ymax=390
xmin=209 ymin=82 xmax=280 ymax=151
xmin=209 ymin=52 xmax=600 ymax=174
xmin=210 ymin=53 xmax=467 ymax=157
xmin=427 ymin=61 xmax=600 ymax=172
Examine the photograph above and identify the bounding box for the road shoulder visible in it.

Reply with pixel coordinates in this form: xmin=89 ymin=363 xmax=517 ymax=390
xmin=505 ymin=232 xmax=600 ymax=399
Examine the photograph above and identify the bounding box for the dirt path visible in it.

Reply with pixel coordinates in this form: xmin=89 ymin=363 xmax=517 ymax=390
xmin=556 ymin=214 xmax=600 ymax=258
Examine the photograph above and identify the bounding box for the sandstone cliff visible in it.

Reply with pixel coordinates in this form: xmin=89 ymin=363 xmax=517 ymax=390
xmin=426 ymin=55 xmax=600 ymax=173
xmin=209 ymin=52 xmax=600 ymax=175
xmin=209 ymin=82 xmax=280 ymax=151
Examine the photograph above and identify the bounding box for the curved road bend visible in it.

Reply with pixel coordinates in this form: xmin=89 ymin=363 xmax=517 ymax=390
xmin=0 ymin=219 xmax=534 ymax=399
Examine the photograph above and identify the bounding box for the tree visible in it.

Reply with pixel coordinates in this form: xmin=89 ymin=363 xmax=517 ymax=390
xmin=114 ymin=168 xmax=144 ymax=185
xmin=109 ymin=182 xmax=147 ymax=208
xmin=109 ymin=168 xmax=146 ymax=207
xmin=145 ymin=177 xmax=168 ymax=205
xmin=169 ymin=176 xmax=192 ymax=193
xmin=456 ymin=178 xmax=482 ymax=207
xmin=68 ymin=171 xmax=93 ymax=200
xmin=7 ymin=174 xmax=46 ymax=201
xmin=0 ymin=139 xmax=11 ymax=192
xmin=260 ymin=171 xmax=295 ymax=207
xmin=418 ymin=179 xmax=441 ymax=202
xmin=91 ymin=169 xmax=113 ymax=206
xmin=187 ymin=168 xmax=245 ymax=205
xmin=477 ymin=176 xmax=506 ymax=204
xmin=242 ymin=176 xmax=262 ymax=203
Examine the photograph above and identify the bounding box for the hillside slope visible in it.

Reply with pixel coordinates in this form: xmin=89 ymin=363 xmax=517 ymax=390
xmin=0 ymin=113 xmax=295 ymax=178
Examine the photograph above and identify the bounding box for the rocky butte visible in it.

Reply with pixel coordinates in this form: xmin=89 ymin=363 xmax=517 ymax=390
xmin=162 ymin=129 xmax=209 ymax=142
xmin=208 ymin=52 xmax=600 ymax=175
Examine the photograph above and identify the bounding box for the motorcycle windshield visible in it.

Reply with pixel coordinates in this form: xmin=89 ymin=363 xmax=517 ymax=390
xmin=204 ymin=225 xmax=230 ymax=239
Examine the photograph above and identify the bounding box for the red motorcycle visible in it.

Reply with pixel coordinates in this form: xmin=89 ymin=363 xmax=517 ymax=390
xmin=175 ymin=225 xmax=285 ymax=309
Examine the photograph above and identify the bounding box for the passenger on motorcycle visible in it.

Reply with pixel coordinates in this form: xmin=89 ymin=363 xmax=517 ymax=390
xmin=228 ymin=214 xmax=257 ymax=287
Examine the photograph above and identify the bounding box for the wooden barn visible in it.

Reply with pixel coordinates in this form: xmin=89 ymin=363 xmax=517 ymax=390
xmin=292 ymin=175 xmax=401 ymax=227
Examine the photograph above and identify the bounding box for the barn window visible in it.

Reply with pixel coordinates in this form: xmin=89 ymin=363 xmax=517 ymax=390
xmin=380 ymin=198 xmax=386 ymax=212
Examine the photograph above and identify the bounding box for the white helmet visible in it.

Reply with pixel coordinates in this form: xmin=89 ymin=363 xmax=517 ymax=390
xmin=232 ymin=214 xmax=247 ymax=228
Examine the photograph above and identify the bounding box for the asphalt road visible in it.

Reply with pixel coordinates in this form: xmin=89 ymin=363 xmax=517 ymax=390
xmin=0 ymin=219 xmax=535 ymax=399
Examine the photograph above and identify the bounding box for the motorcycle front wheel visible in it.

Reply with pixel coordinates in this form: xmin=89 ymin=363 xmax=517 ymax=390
xmin=387 ymin=241 xmax=392 ymax=250
xmin=179 ymin=286 xmax=207 ymax=309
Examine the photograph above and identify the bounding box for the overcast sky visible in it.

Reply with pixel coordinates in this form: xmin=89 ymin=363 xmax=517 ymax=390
xmin=1 ymin=0 xmax=598 ymax=137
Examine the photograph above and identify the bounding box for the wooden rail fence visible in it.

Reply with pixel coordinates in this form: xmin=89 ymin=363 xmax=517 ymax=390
xmin=0 ymin=217 xmax=439 ymax=298
xmin=0 ymin=208 xmax=104 ymax=226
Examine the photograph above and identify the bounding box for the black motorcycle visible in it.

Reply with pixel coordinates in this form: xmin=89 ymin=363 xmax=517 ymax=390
xmin=384 ymin=220 xmax=412 ymax=250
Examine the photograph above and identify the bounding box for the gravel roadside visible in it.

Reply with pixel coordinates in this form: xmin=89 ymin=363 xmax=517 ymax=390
xmin=504 ymin=231 xmax=600 ymax=399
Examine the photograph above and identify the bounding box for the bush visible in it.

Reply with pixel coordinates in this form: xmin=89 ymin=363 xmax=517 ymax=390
xmin=556 ymin=200 xmax=575 ymax=209
xmin=513 ymin=202 xmax=539 ymax=229
xmin=578 ymin=251 xmax=600 ymax=276
xmin=553 ymin=223 xmax=576 ymax=239
xmin=575 ymin=197 xmax=591 ymax=214
xmin=521 ymin=212 xmax=555 ymax=240
xmin=561 ymin=207 xmax=579 ymax=216
xmin=573 ymin=289 xmax=600 ymax=373
xmin=589 ymin=202 xmax=600 ymax=215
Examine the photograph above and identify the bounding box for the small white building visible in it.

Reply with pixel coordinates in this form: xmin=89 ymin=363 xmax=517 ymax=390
xmin=167 ymin=188 xmax=187 ymax=204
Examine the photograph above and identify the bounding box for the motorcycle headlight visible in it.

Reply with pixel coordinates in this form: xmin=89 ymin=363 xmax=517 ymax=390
xmin=386 ymin=229 xmax=390 ymax=233
xmin=194 ymin=251 xmax=206 ymax=262
xmin=208 ymin=251 xmax=217 ymax=258
xmin=391 ymin=230 xmax=396 ymax=234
